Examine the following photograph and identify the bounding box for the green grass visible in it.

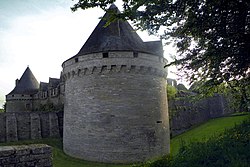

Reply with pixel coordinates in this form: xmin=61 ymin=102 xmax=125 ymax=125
xmin=171 ymin=112 xmax=250 ymax=155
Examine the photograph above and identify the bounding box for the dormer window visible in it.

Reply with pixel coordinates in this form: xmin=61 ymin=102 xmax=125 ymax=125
xmin=103 ymin=52 xmax=109 ymax=58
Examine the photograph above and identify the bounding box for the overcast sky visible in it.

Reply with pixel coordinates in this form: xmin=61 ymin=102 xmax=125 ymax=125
xmin=0 ymin=0 xmax=177 ymax=108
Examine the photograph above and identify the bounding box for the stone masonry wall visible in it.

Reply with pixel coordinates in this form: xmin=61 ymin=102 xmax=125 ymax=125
xmin=0 ymin=111 xmax=63 ymax=143
xmin=170 ymin=94 xmax=232 ymax=137
xmin=0 ymin=144 xmax=52 ymax=167
xmin=2 ymin=95 xmax=230 ymax=145
xmin=62 ymin=51 xmax=170 ymax=163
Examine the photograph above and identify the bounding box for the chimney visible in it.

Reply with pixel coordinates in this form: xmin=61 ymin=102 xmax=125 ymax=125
xmin=15 ymin=79 xmax=19 ymax=86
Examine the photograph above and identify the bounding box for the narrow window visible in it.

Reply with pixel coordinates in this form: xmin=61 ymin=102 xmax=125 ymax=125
xmin=131 ymin=65 xmax=136 ymax=69
xmin=26 ymin=103 xmax=31 ymax=110
xmin=111 ymin=65 xmax=116 ymax=70
xmin=156 ymin=121 xmax=162 ymax=124
xmin=75 ymin=58 xmax=79 ymax=63
xmin=103 ymin=52 xmax=109 ymax=58
xmin=133 ymin=52 xmax=138 ymax=58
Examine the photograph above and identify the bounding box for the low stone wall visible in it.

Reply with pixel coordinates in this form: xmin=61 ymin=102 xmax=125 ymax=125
xmin=0 ymin=144 xmax=52 ymax=167
xmin=170 ymin=94 xmax=232 ymax=137
xmin=0 ymin=111 xmax=63 ymax=143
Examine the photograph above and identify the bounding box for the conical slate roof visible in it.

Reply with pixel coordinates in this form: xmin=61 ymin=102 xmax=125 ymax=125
xmin=69 ymin=4 xmax=163 ymax=60
xmin=8 ymin=67 xmax=39 ymax=95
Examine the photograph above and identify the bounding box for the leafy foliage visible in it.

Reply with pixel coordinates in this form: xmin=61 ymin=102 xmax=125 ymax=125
xmin=36 ymin=103 xmax=63 ymax=112
xmin=0 ymin=102 xmax=6 ymax=112
xmin=72 ymin=0 xmax=250 ymax=104
xmin=167 ymin=85 xmax=177 ymax=101
xmin=189 ymin=79 xmax=250 ymax=112
xmin=171 ymin=117 xmax=250 ymax=167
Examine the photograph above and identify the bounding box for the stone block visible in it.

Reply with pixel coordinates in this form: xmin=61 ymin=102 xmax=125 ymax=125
xmin=39 ymin=113 xmax=50 ymax=138
xmin=6 ymin=114 xmax=18 ymax=142
xmin=30 ymin=113 xmax=42 ymax=139
xmin=30 ymin=144 xmax=52 ymax=154
xmin=0 ymin=144 xmax=52 ymax=167
xmin=48 ymin=112 xmax=60 ymax=138
xmin=0 ymin=146 xmax=14 ymax=157
xmin=15 ymin=145 xmax=30 ymax=155
xmin=16 ymin=113 xmax=31 ymax=140
xmin=16 ymin=162 xmax=27 ymax=167
xmin=0 ymin=114 xmax=6 ymax=142
xmin=37 ymin=158 xmax=52 ymax=166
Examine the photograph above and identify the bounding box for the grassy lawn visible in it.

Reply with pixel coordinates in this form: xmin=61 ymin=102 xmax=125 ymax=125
xmin=170 ymin=112 xmax=250 ymax=155
xmin=0 ymin=112 xmax=249 ymax=166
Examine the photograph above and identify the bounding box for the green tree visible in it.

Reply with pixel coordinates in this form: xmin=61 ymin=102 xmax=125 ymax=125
xmin=225 ymin=80 xmax=250 ymax=112
xmin=72 ymin=0 xmax=250 ymax=110
xmin=190 ymin=80 xmax=250 ymax=112
xmin=167 ymin=84 xmax=177 ymax=101
xmin=0 ymin=103 xmax=6 ymax=112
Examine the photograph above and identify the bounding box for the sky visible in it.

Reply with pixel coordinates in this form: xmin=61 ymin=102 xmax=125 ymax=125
xmin=0 ymin=0 xmax=177 ymax=108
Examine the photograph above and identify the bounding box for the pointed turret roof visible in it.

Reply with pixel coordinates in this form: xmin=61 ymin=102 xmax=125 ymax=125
xmin=68 ymin=4 xmax=163 ymax=60
xmin=8 ymin=67 xmax=39 ymax=95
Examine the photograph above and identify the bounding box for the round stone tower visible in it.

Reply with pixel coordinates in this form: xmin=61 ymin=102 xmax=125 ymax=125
xmin=62 ymin=4 xmax=170 ymax=163
xmin=6 ymin=67 xmax=39 ymax=112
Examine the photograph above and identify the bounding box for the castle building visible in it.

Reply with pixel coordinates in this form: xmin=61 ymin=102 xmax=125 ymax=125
xmin=6 ymin=4 xmax=170 ymax=164
xmin=5 ymin=67 xmax=64 ymax=112
xmin=62 ymin=4 xmax=170 ymax=163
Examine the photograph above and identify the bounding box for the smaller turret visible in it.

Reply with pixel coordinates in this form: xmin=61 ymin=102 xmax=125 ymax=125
xmin=6 ymin=67 xmax=39 ymax=112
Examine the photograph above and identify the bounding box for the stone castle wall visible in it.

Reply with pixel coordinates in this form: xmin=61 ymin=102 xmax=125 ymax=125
xmin=0 ymin=144 xmax=52 ymax=167
xmin=0 ymin=111 xmax=63 ymax=143
xmin=6 ymin=82 xmax=65 ymax=113
xmin=1 ymin=94 xmax=230 ymax=146
xmin=62 ymin=51 xmax=170 ymax=163
xmin=6 ymin=94 xmax=33 ymax=112
xmin=170 ymin=94 xmax=232 ymax=137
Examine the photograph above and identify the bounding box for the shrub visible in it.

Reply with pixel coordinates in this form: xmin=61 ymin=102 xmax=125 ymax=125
xmin=171 ymin=118 xmax=250 ymax=167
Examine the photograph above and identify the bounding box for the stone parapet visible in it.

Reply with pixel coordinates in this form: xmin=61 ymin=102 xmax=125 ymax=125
xmin=0 ymin=144 xmax=52 ymax=167
xmin=62 ymin=51 xmax=168 ymax=81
